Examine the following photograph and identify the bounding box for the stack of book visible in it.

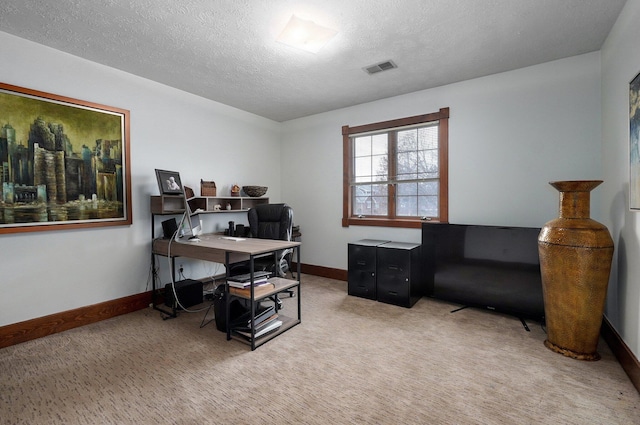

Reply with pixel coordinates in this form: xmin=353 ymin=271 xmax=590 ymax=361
xmin=230 ymin=304 xmax=282 ymax=341
xmin=227 ymin=270 xmax=271 ymax=288
xmin=227 ymin=271 xmax=275 ymax=298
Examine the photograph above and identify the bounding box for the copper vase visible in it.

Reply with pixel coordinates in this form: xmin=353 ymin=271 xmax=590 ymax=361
xmin=538 ymin=180 xmax=613 ymax=361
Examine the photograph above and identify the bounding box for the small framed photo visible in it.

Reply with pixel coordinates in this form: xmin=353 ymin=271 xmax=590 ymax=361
xmin=155 ymin=169 xmax=183 ymax=194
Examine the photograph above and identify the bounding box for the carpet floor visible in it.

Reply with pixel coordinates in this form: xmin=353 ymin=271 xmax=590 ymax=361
xmin=1 ymin=274 xmax=638 ymax=424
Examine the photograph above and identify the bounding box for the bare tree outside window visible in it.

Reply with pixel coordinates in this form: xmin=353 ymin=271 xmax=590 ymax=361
xmin=396 ymin=125 xmax=439 ymax=217
xmin=342 ymin=108 xmax=449 ymax=228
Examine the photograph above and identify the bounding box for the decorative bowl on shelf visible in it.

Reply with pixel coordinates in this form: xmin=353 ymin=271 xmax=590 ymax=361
xmin=242 ymin=185 xmax=268 ymax=197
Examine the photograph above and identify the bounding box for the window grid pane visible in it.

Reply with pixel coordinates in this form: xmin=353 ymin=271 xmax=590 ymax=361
xmin=354 ymin=136 xmax=372 ymax=157
xmin=396 ymin=196 xmax=439 ymax=217
xmin=396 ymin=196 xmax=417 ymax=216
xmin=418 ymin=195 xmax=439 ymax=217
xmin=353 ymin=183 xmax=388 ymax=216
xmin=371 ymin=134 xmax=387 ymax=155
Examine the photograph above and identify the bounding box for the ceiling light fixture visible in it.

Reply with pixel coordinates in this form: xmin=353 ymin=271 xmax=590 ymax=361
xmin=277 ymin=15 xmax=337 ymax=53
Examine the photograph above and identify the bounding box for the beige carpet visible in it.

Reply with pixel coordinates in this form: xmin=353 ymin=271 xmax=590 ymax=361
xmin=1 ymin=275 xmax=638 ymax=424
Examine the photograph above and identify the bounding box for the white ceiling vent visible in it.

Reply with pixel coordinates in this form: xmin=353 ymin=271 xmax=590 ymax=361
xmin=364 ymin=60 xmax=397 ymax=75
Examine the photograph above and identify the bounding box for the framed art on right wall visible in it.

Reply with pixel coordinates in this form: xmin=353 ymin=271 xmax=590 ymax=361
xmin=630 ymin=71 xmax=640 ymax=210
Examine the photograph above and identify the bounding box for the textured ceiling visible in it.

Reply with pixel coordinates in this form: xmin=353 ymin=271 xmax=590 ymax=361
xmin=0 ymin=0 xmax=627 ymax=122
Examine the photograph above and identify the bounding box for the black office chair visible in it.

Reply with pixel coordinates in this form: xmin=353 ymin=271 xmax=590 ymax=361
xmin=231 ymin=203 xmax=295 ymax=308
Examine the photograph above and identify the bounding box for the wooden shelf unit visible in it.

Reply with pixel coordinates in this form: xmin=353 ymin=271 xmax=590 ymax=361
xmin=150 ymin=194 xmax=186 ymax=214
xmin=151 ymin=195 xmax=269 ymax=215
xmin=228 ymin=277 xmax=301 ymax=349
xmin=188 ymin=196 xmax=269 ymax=213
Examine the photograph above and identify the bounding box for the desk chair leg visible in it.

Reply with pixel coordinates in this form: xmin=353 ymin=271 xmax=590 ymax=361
xmin=271 ymin=296 xmax=284 ymax=311
xmin=279 ymin=254 xmax=296 ymax=298
xmin=279 ymin=264 xmax=295 ymax=298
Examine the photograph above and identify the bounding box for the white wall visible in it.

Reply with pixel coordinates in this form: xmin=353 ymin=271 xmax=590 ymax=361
xmin=0 ymin=32 xmax=282 ymax=326
xmin=601 ymin=0 xmax=640 ymax=358
xmin=282 ymin=52 xmax=603 ymax=272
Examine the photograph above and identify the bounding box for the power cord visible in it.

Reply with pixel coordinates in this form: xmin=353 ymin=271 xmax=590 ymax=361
xmin=164 ymin=223 xmax=212 ymax=314
xmin=202 ymin=262 xmax=224 ymax=298
xmin=146 ymin=251 xmax=159 ymax=292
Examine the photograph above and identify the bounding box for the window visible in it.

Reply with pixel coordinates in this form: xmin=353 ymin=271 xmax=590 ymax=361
xmin=342 ymin=108 xmax=449 ymax=228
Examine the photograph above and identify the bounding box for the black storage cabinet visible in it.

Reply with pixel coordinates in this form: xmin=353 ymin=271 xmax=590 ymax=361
xmin=376 ymin=242 xmax=423 ymax=308
xmin=348 ymin=239 xmax=389 ymax=300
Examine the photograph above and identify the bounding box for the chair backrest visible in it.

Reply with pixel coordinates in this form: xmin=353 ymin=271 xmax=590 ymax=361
xmin=248 ymin=203 xmax=293 ymax=241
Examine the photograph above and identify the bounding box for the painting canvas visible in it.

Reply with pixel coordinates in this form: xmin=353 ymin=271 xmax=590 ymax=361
xmin=0 ymin=82 xmax=131 ymax=233
xmin=631 ymin=72 xmax=640 ymax=210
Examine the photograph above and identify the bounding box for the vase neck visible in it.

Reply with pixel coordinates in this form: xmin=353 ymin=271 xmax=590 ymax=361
xmin=559 ymin=191 xmax=591 ymax=218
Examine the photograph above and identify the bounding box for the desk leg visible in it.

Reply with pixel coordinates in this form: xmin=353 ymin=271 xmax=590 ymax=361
xmin=225 ymin=251 xmax=231 ymax=341
xmin=151 ymin=252 xmax=158 ymax=307
xmin=152 ymin=253 xmax=178 ymax=319
xmin=297 ymin=246 xmax=301 ymax=320
xmin=249 ymin=255 xmax=256 ymax=351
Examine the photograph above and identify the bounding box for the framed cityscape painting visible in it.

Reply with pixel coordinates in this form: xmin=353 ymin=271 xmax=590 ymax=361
xmin=0 ymin=82 xmax=132 ymax=233
xmin=631 ymin=72 xmax=640 ymax=210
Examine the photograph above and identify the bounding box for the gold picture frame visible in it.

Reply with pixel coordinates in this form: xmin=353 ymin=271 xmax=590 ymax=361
xmin=0 ymin=82 xmax=132 ymax=233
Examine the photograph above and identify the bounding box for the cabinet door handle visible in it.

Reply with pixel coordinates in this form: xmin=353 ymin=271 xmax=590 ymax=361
xmin=357 ymin=260 xmax=366 ymax=266
xmin=388 ymin=265 xmax=399 ymax=270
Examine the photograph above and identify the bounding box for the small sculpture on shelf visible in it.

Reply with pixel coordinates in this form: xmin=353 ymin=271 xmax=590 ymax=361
xmin=231 ymin=184 xmax=240 ymax=197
